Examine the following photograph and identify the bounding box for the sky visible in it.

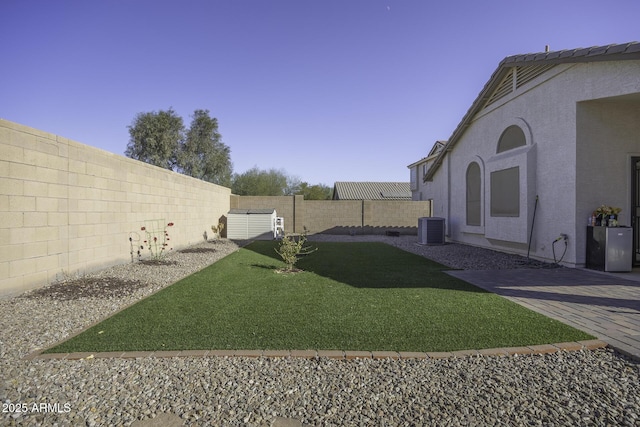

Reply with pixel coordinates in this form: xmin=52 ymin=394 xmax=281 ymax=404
xmin=1 ymin=0 xmax=638 ymax=186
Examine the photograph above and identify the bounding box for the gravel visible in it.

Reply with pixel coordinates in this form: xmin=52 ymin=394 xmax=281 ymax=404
xmin=307 ymin=234 xmax=559 ymax=270
xmin=1 ymin=236 xmax=639 ymax=426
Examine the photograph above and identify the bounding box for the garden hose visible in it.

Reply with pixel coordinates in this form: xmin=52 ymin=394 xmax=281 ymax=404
xmin=552 ymin=238 xmax=568 ymax=264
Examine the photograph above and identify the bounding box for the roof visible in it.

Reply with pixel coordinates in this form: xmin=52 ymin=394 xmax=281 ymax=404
xmin=228 ymin=208 xmax=275 ymax=215
xmin=407 ymin=140 xmax=447 ymax=168
xmin=424 ymin=41 xmax=640 ymax=181
xmin=332 ymin=182 xmax=412 ymax=200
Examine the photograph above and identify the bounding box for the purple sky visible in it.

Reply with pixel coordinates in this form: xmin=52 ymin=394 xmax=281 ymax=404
xmin=2 ymin=0 xmax=638 ymax=186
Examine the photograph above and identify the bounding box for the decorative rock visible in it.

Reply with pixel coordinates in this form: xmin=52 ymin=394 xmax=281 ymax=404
xmin=1 ymin=237 xmax=639 ymax=426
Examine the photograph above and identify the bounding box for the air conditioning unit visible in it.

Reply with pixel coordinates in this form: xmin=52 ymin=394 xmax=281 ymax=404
xmin=418 ymin=217 xmax=445 ymax=245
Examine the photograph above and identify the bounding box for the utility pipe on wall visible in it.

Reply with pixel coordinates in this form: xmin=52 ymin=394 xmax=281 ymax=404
xmin=527 ymin=195 xmax=539 ymax=260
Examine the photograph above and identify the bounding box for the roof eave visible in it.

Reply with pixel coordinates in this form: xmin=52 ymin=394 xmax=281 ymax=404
xmin=407 ymin=152 xmax=441 ymax=169
xmin=423 ymin=41 xmax=640 ymax=182
xmin=424 ymin=64 xmax=510 ymax=181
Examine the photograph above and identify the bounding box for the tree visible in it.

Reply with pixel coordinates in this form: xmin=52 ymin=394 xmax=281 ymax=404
xmin=125 ymin=108 xmax=184 ymax=170
xmin=178 ymin=109 xmax=233 ymax=187
xmin=284 ymin=175 xmax=302 ymax=196
xmin=231 ymin=167 xmax=332 ymax=198
xmin=231 ymin=167 xmax=289 ymax=196
xmin=297 ymin=182 xmax=332 ymax=200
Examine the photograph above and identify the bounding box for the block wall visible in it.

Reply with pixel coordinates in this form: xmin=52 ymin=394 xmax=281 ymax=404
xmin=302 ymin=200 xmax=363 ymax=234
xmin=230 ymin=195 xmax=298 ymax=233
xmin=0 ymin=120 xmax=231 ymax=296
xmin=365 ymin=200 xmax=432 ymax=228
xmin=231 ymin=195 xmax=431 ymax=235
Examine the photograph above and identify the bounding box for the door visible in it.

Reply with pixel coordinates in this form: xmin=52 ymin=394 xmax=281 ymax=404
xmin=632 ymin=157 xmax=640 ymax=265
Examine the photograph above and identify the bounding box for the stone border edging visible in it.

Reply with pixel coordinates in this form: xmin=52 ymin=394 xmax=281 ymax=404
xmin=24 ymin=340 xmax=608 ymax=361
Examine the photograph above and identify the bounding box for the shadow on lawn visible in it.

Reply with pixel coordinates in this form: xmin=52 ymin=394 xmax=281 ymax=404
xmin=244 ymin=240 xmax=487 ymax=292
xmin=251 ymin=263 xmax=277 ymax=270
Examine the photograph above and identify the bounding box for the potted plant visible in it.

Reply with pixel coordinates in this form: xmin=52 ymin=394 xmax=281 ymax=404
xmin=593 ymin=205 xmax=622 ymax=226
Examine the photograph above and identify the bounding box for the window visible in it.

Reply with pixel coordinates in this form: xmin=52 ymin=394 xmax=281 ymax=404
xmin=497 ymin=125 xmax=526 ymax=153
xmin=491 ymin=167 xmax=519 ymax=217
xmin=466 ymin=162 xmax=481 ymax=226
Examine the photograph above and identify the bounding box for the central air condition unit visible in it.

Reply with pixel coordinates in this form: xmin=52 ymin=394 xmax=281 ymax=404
xmin=418 ymin=217 xmax=445 ymax=245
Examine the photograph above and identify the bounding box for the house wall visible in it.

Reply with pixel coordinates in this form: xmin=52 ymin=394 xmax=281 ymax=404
xmin=576 ymin=97 xmax=640 ymax=263
xmin=0 ymin=119 xmax=231 ymax=296
xmin=410 ymin=161 xmax=436 ymax=201
xmin=410 ymin=164 xmax=425 ymax=201
xmin=410 ymin=165 xmax=418 ymax=195
xmin=231 ymin=195 xmax=431 ymax=235
xmin=422 ymin=60 xmax=640 ymax=266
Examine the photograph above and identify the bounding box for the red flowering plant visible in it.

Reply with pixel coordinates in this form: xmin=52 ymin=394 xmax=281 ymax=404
xmin=137 ymin=219 xmax=174 ymax=260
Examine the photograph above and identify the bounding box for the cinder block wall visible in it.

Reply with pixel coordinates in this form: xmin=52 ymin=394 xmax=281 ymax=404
xmin=230 ymin=195 xmax=298 ymax=233
xmin=231 ymin=195 xmax=431 ymax=235
xmin=366 ymin=200 xmax=431 ymax=229
xmin=1 ymin=120 xmax=231 ymax=296
xmin=303 ymin=200 xmax=362 ymax=233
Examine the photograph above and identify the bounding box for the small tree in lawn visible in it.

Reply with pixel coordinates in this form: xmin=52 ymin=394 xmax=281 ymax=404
xmin=275 ymin=233 xmax=316 ymax=273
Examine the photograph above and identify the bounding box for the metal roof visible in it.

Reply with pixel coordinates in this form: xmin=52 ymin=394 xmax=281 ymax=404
xmin=423 ymin=41 xmax=640 ymax=181
xmin=332 ymin=182 xmax=411 ymax=200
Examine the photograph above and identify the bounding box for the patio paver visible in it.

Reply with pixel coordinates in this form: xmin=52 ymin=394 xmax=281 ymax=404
xmin=447 ymin=267 xmax=640 ymax=360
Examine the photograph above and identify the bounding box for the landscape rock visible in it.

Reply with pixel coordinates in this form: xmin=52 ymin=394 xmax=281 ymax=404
xmin=1 ymin=237 xmax=638 ymax=426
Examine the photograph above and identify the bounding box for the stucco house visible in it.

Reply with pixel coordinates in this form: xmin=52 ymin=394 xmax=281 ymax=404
xmin=408 ymin=141 xmax=445 ymax=201
xmin=408 ymin=42 xmax=640 ymax=267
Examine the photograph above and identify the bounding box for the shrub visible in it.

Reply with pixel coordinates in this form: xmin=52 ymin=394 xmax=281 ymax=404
xmin=129 ymin=220 xmax=174 ymax=261
xmin=211 ymin=221 xmax=225 ymax=239
xmin=274 ymin=233 xmax=317 ymax=272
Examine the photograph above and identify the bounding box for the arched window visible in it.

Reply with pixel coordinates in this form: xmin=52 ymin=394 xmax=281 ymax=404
xmin=466 ymin=162 xmax=481 ymax=226
xmin=497 ymin=125 xmax=526 ymax=153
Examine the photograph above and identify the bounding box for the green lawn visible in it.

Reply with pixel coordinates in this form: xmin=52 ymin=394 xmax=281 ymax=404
xmin=46 ymin=241 xmax=593 ymax=353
